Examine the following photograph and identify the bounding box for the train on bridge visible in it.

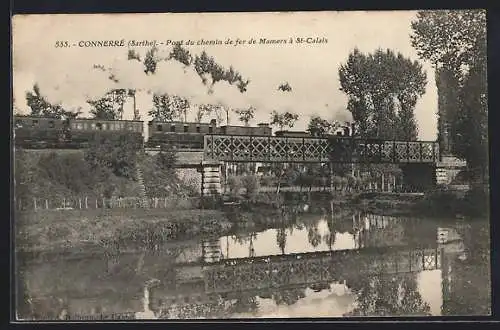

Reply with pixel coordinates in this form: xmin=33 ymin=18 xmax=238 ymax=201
xmin=13 ymin=115 xmax=355 ymax=150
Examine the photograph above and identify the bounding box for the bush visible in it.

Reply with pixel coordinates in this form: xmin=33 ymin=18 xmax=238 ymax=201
xmin=331 ymin=176 xmax=342 ymax=190
xmin=347 ymin=175 xmax=357 ymax=190
xmin=241 ymin=175 xmax=260 ymax=198
xmin=227 ymin=176 xmax=242 ymax=196
xmin=260 ymin=175 xmax=274 ymax=187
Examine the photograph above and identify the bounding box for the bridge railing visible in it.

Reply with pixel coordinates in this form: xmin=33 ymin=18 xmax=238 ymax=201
xmin=204 ymin=135 xmax=440 ymax=163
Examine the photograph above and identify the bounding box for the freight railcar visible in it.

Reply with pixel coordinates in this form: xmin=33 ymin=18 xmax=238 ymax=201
xmin=13 ymin=116 xmax=144 ymax=149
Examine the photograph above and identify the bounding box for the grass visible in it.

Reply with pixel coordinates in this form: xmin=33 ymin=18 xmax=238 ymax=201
xmin=16 ymin=208 xmax=231 ymax=253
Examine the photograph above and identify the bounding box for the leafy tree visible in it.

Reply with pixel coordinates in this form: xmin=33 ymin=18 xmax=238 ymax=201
xmin=234 ymin=107 xmax=255 ymax=126
xmin=410 ymin=9 xmax=487 ymax=181
xmin=339 ymin=48 xmax=427 ymax=139
xmin=236 ymin=79 xmax=250 ymax=93
xmin=87 ymin=89 xmax=128 ymax=120
xmin=194 ymin=51 xmax=225 ymax=85
xmin=224 ymin=66 xmax=243 ymax=85
xmin=453 ymin=61 xmax=488 ymax=176
xmin=127 ymin=49 xmax=141 ymax=62
xmin=149 ymin=94 xmax=190 ymax=122
xmin=195 ymin=103 xmax=222 ymax=123
xmin=157 ymin=143 xmax=178 ymax=170
xmin=169 ymin=44 xmax=193 ymax=66
xmin=194 ymin=50 xmax=250 ymax=92
xmin=25 ymin=84 xmax=80 ymax=119
xmin=307 ymin=115 xmax=339 ymax=137
xmin=84 ymin=133 xmax=140 ymax=181
xmin=270 ymin=110 xmax=299 ymax=131
xmin=410 ymin=10 xmax=486 ymax=77
xmin=144 ymin=46 xmax=159 ymax=75
xmin=435 ymin=67 xmax=461 ymax=154
xmin=278 ymin=82 xmax=292 ymax=92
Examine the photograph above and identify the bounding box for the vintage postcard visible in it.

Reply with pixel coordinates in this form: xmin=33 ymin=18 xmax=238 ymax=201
xmin=12 ymin=10 xmax=489 ymax=321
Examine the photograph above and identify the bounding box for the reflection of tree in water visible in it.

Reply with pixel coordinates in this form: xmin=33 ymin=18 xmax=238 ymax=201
xmin=276 ymin=228 xmax=287 ymax=254
xmin=232 ymin=232 xmax=256 ymax=246
xmin=259 ymin=287 xmax=307 ymax=307
xmin=307 ymin=223 xmax=322 ymax=248
xmin=229 ymin=294 xmax=260 ymax=315
xmin=323 ymin=218 xmax=338 ymax=250
xmin=346 ymin=273 xmax=431 ymax=316
xmin=442 ymin=221 xmax=491 ymax=316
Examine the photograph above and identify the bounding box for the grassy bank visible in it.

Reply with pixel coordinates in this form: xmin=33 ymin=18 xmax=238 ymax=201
xmin=16 ymin=208 xmax=231 ymax=253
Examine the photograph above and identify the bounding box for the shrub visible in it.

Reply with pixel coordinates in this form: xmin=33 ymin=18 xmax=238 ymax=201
xmin=241 ymin=175 xmax=260 ymax=198
xmin=227 ymin=176 xmax=242 ymax=196
xmin=331 ymin=176 xmax=342 ymax=190
xmin=347 ymin=175 xmax=357 ymax=190
xmin=339 ymin=176 xmax=348 ymax=190
xmin=260 ymin=175 xmax=274 ymax=187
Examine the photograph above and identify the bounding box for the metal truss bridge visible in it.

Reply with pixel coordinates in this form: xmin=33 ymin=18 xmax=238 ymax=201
xmin=204 ymin=135 xmax=440 ymax=163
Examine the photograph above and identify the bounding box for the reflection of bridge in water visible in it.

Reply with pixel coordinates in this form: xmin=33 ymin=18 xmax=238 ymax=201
xmin=159 ymin=213 xmax=442 ymax=305
xmin=154 ymin=224 xmax=442 ymax=310
xmin=201 ymin=246 xmax=441 ymax=295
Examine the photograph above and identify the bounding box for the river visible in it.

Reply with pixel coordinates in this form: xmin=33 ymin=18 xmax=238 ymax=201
xmin=16 ymin=207 xmax=490 ymax=320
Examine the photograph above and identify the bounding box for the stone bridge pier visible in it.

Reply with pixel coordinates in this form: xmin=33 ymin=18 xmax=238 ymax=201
xmin=200 ymin=161 xmax=222 ymax=197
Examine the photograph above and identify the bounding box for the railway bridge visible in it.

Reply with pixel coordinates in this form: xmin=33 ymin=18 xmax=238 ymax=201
xmin=149 ymin=134 xmax=444 ymax=196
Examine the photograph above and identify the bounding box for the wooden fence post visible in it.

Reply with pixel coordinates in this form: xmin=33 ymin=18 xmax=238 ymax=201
xmin=79 ymin=198 xmax=82 ymax=209
xmin=33 ymin=198 xmax=37 ymax=210
xmin=154 ymin=198 xmax=158 ymax=208
xmin=63 ymin=198 xmax=66 ymax=209
xmin=95 ymin=198 xmax=98 ymax=209
xmin=85 ymin=197 xmax=88 ymax=209
xmin=45 ymin=199 xmax=49 ymax=210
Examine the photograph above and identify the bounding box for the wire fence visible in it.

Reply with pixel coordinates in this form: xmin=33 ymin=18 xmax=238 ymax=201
xmin=15 ymin=196 xmax=200 ymax=212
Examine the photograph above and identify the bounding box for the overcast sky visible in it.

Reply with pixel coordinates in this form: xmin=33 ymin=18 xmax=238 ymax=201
xmin=12 ymin=11 xmax=438 ymax=140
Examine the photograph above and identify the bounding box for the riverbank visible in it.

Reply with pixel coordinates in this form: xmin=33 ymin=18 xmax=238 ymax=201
xmin=16 ymin=187 xmax=487 ymax=254
xmin=16 ymin=208 xmax=232 ymax=254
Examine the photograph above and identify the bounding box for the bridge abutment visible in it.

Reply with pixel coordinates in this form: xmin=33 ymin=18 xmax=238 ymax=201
xmin=200 ymin=161 xmax=222 ymax=197
xmin=435 ymin=156 xmax=467 ymax=186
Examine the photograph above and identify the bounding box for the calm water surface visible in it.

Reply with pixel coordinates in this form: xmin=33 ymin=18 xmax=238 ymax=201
xmin=16 ymin=208 xmax=490 ymax=320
